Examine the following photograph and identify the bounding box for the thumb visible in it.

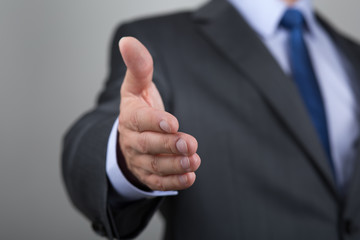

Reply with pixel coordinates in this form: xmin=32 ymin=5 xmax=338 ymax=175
xmin=119 ymin=37 xmax=154 ymax=95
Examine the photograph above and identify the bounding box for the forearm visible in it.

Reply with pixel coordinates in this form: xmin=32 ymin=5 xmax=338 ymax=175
xmin=62 ymin=109 xmax=117 ymax=238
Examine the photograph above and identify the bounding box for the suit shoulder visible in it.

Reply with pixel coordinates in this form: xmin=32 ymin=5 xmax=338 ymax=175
xmin=317 ymin=14 xmax=360 ymax=57
xmin=332 ymin=30 xmax=360 ymax=63
xmin=114 ymin=11 xmax=194 ymax=38
xmin=127 ymin=11 xmax=192 ymax=26
xmin=341 ymin=34 xmax=360 ymax=53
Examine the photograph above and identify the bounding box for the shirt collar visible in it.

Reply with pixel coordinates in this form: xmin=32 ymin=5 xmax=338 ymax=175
xmin=227 ymin=0 xmax=317 ymax=38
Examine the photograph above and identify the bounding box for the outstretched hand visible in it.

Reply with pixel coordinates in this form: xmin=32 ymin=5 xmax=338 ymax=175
xmin=117 ymin=37 xmax=201 ymax=191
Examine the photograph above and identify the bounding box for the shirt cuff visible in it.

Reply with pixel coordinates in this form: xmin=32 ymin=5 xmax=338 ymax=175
xmin=106 ymin=117 xmax=178 ymax=201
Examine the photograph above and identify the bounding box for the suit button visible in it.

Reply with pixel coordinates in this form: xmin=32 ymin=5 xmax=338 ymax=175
xmin=344 ymin=220 xmax=358 ymax=235
xmin=92 ymin=222 xmax=107 ymax=237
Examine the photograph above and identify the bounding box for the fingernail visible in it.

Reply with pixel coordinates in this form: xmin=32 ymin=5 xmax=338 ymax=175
xmin=176 ymin=138 xmax=188 ymax=154
xmin=180 ymin=157 xmax=190 ymax=170
xmin=160 ymin=120 xmax=171 ymax=133
xmin=179 ymin=175 xmax=188 ymax=185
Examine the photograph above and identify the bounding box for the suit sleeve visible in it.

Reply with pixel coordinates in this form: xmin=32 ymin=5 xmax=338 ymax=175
xmin=61 ymin=23 xmax=172 ymax=239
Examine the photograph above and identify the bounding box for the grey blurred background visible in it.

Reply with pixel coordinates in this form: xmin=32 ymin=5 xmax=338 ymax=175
xmin=0 ymin=0 xmax=359 ymax=239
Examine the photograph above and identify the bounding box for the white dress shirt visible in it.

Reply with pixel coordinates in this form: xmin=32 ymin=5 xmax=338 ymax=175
xmin=107 ymin=0 xmax=359 ymax=200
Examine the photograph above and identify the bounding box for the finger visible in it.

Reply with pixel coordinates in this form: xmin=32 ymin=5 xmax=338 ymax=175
xmin=120 ymin=106 xmax=179 ymax=133
xmin=119 ymin=37 xmax=153 ymax=95
xmin=132 ymin=131 xmax=198 ymax=155
xmin=133 ymin=153 xmax=201 ymax=176
xmin=145 ymin=172 xmax=197 ymax=191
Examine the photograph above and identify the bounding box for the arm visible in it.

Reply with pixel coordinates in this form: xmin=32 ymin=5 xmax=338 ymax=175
xmin=62 ymin=24 xmax=164 ymax=239
xmin=62 ymin=24 xmax=200 ymax=239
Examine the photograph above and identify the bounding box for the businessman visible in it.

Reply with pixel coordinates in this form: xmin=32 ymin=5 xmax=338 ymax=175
xmin=62 ymin=0 xmax=360 ymax=239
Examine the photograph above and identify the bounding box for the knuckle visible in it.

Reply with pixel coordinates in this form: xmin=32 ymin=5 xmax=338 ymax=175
xmin=163 ymin=135 xmax=176 ymax=153
xmin=119 ymin=137 xmax=134 ymax=156
xmin=153 ymin=178 xmax=166 ymax=191
xmin=130 ymin=110 xmax=141 ymax=132
xmin=163 ymin=137 xmax=171 ymax=152
xmin=137 ymin=133 xmax=149 ymax=153
xmin=118 ymin=108 xmax=132 ymax=129
xmin=122 ymin=145 xmax=134 ymax=158
xmin=150 ymin=155 xmax=160 ymax=174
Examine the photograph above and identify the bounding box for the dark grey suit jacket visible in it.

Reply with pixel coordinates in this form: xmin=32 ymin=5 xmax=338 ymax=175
xmin=62 ymin=0 xmax=360 ymax=239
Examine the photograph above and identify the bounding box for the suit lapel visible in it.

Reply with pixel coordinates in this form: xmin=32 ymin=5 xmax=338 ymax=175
xmin=340 ymin=46 xmax=360 ymax=211
xmin=319 ymin=15 xmax=360 ymax=208
xmin=193 ymin=0 xmax=337 ymax=192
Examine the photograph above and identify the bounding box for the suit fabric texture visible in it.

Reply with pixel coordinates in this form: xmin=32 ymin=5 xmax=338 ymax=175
xmin=62 ymin=0 xmax=360 ymax=239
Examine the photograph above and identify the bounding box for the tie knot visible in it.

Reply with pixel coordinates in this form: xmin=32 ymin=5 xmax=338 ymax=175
xmin=280 ymin=9 xmax=305 ymax=30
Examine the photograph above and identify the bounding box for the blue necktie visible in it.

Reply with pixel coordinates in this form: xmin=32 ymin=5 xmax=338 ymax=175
xmin=280 ymin=9 xmax=335 ymax=179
